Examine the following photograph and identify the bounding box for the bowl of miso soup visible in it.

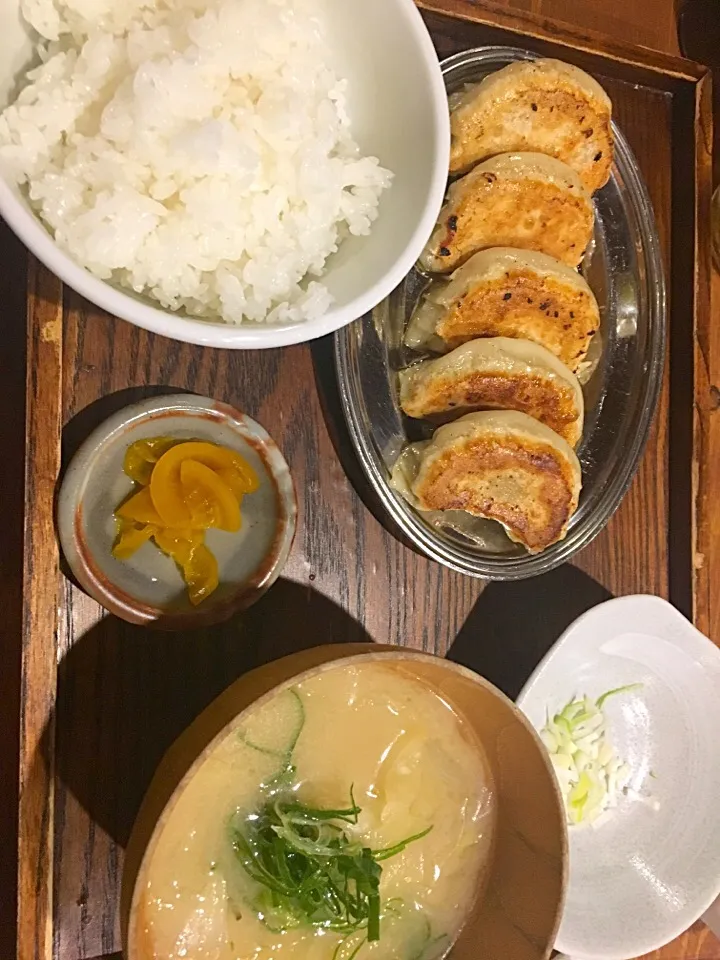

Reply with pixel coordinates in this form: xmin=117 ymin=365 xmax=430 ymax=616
xmin=122 ymin=647 xmax=567 ymax=960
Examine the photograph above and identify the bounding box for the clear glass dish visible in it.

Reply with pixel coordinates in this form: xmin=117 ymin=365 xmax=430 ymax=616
xmin=334 ymin=46 xmax=666 ymax=580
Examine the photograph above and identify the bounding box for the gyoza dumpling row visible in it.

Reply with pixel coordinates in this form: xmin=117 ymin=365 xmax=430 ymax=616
xmin=390 ymin=60 xmax=613 ymax=552
xmin=421 ymin=59 xmax=613 ymax=273
xmin=396 ymin=250 xmax=592 ymax=550
xmin=395 ymin=249 xmax=592 ymax=550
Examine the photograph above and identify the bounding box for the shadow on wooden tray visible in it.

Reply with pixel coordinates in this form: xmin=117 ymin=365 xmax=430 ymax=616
xmin=446 ymin=564 xmax=613 ymax=700
xmin=311 ymin=336 xmax=389 ymax=522
xmin=61 ymin=385 xmax=195 ymax=466
xmin=44 ymin=578 xmax=370 ymax=851
xmin=45 ymin=563 xmax=613 ymax=855
xmin=311 ymin=335 xmax=426 ymax=558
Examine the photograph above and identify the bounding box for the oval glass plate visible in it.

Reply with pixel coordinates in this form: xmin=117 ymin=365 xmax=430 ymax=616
xmin=335 ymin=46 xmax=666 ymax=579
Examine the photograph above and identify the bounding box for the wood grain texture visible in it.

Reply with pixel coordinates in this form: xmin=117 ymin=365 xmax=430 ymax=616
xmin=4 ymin=2 xmax=716 ymax=960
xmin=496 ymin=0 xmax=681 ymax=57
xmin=19 ymin=260 xmax=64 ymax=960
xmin=0 ymin=220 xmax=28 ymax=960
xmin=692 ymin=72 xmax=719 ymax=641
xmin=640 ymin=920 xmax=720 ymax=960
xmin=418 ymin=0 xmax=700 ymax=83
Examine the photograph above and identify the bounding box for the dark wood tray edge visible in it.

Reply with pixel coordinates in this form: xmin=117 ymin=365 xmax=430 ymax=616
xmin=17 ymin=262 xmax=64 ymax=960
xmin=418 ymin=0 xmax=706 ymax=83
xmin=691 ymin=70 xmax=717 ymax=640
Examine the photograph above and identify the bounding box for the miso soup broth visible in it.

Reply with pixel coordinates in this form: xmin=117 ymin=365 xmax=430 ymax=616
xmin=138 ymin=662 xmax=497 ymax=960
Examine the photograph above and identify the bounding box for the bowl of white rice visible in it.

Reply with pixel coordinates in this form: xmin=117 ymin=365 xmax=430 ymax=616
xmin=0 ymin=0 xmax=449 ymax=348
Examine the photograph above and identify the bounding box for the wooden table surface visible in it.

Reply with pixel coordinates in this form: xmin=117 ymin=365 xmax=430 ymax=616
xmin=498 ymin=0 xmax=682 ymax=55
xmin=0 ymin=0 xmax=717 ymax=959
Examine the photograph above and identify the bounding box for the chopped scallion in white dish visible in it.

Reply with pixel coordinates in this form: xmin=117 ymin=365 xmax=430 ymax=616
xmin=540 ymin=685 xmax=641 ymax=826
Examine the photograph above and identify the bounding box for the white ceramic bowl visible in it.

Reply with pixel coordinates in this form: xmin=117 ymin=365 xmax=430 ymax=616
xmin=0 ymin=0 xmax=449 ymax=349
xmin=517 ymin=595 xmax=720 ymax=960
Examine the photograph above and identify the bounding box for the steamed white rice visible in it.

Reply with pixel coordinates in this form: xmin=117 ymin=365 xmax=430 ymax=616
xmin=0 ymin=0 xmax=392 ymax=324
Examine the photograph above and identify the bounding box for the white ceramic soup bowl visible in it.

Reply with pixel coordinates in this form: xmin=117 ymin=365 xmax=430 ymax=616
xmin=517 ymin=595 xmax=720 ymax=960
xmin=0 ymin=0 xmax=449 ymax=349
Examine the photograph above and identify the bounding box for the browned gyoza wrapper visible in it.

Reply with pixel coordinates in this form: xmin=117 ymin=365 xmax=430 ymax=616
xmin=449 ymin=58 xmax=613 ymax=192
xmin=406 ymin=247 xmax=600 ymax=376
xmin=421 ymin=153 xmax=594 ymax=273
xmin=392 ymin=410 xmax=582 ymax=553
xmin=399 ymin=337 xmax=584 ymax=447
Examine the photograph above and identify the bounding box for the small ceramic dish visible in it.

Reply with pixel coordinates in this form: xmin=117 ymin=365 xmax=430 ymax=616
xmin=517 ymin=595 xmax=720 ymax=959
xmin=57 ymin=394 xmax=296 ymax=629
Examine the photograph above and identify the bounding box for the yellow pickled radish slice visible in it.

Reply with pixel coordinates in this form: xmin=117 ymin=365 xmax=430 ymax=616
xmin=112 ymin=520 xmax=157 ymax=560
xmin=152 ymin=527 xmax=203 ymax=562
xmin=183 ymin=543 xmax=219 ymax=606
xmin=152 ymin=529 xmax=219 ymax=605
xmin=149 ymin=452 xmax=193 ymax=527
xmin=217 ymin=466 xmax=258 ymax=501
xmin=180 ymin=459 xmax=241 ymax=532
xmin=123 ymin=436 xmax=178 ymax=486
xmin=116 ymin=486 xmax=164 ymax=525
xmin=150 ymin=441 xmax=256 ymax=526
xmin=114 ymin=437 xmax=258 ymax=605
xmin=178 ymin=441 xmax=260 ymax=495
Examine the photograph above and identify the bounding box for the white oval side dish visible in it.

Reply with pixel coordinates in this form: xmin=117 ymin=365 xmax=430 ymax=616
xmin=517 ymin=595 xmax=720 ymax=960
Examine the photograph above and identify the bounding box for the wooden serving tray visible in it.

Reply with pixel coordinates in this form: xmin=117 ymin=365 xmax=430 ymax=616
xmin=0 ymin=2 xmax=714 ymax=959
